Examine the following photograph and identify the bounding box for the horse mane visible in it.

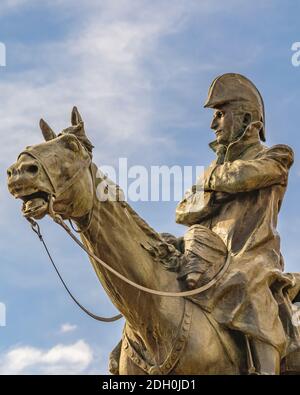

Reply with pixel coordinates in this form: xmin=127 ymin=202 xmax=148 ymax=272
xmin=91 ymin=163 xmax=182 ymax=273
xmin=122 ymin=201 xmax=182 ymax=272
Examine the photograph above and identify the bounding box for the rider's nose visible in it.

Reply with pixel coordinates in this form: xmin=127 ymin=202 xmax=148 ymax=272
xmin=210 ymin=116 xmax=219 ymax=130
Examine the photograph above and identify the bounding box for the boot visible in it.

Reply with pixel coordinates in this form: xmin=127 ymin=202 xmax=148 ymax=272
xmin=248 ymin=338 xmax=281 ymax=375
xmin=109 ymin=340 xmax=122 ymax=375
xmin=178 ymin=251 xmax=204 ymax=289
xmin=185 ymin=272 xmax=202 ymax=289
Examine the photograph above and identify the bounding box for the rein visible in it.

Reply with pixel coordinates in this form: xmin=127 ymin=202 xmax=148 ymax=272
xmin=28 ymin=195 xmax=231 ymax=299
xmin=27 ymin=216 xmax=123 ymax=322
xmin=53 ymin=208 xmax=231 ymax=297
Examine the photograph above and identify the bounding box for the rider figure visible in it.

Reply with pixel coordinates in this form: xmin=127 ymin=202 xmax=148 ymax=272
xmin=176 ymin=73 xmax=300 ymax=374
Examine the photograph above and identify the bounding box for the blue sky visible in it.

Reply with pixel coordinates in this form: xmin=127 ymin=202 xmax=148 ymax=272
xmin=0 ymin=0 xmax=300 ymax=374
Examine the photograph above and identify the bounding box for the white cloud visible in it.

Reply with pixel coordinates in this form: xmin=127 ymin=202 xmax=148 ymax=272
xmin=1 ymin=0 xmax=206 ymax=229
xmin=0 ymin=1 xmax=192 ymax=169
xmin=0 ymin=0 xmax=266 ymax=176
xmin=0 ymin=340 xmax=93 ymax=374
xmin=60 ymin=323 xmax=77 ymax=334
xmin=0 ymin=1 xmax=176 ymax=232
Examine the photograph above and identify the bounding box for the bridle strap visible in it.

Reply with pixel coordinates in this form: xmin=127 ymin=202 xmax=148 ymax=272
xmin=67 ymin=164 xmax=96 ymax=234
xmin=18 ymin=149 xmax=91 ymax=200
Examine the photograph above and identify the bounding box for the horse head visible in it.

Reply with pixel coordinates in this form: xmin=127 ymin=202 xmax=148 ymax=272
xmin=7 ymin=107 xmax=94 ymax=221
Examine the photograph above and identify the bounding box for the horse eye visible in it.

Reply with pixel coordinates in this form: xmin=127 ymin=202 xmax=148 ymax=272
xmin=27 ymin=165 xmax=39 ymax=174
xmin=216 ymin=111 xmax=223 ymax=118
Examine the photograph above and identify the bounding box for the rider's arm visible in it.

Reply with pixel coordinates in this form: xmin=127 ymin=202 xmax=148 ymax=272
xmin=204 ymin=145 xmax=294 ymax=194
xmin=175 ymin=190 xmax=217 ymax=226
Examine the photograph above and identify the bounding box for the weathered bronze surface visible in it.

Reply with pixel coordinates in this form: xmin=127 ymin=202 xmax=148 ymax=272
xmin=6 ymin=74 xmax=300 ymax=375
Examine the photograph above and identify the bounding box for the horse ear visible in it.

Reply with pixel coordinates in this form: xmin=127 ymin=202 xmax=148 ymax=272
xmin=69 ymin=120 xmax=94 ymax=155
xmin=71 ymin=106 xmax=83 ymax=126
xmin=72 ymin=122 xmax=84 ymax=134
xmin=39 ymin=119 xmax=56 ymax=141
xmin=70 ymin=107 xmax=94 ymax=155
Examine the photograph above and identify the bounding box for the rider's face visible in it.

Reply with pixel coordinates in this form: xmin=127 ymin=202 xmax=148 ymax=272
xmin=210 ymin=106 xmax=234 ymax=145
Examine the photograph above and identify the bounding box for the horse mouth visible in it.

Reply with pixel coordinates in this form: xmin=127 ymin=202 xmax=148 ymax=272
xmin=21 ymin=191 xmax=49 ymax=219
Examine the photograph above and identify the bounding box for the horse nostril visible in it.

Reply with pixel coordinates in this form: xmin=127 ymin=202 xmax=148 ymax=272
xmin=27 ymin=164 xmax=39 ymax=175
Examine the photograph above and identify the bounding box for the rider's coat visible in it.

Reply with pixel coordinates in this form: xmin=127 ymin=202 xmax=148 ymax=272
xmin=176 ymin=122 xmax=300 ymax=355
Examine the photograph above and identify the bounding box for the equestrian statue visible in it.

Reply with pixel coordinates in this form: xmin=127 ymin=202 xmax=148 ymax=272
xmin=7 ymin=73 xmax=300 ymax=375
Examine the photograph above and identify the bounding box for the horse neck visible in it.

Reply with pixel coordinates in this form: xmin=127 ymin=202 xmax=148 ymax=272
xmin=78 ymin=175 xmax=184 ymax=352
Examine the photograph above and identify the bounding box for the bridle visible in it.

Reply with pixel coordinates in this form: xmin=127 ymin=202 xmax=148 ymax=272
xmin=22 ymin=147 xmax=231 ymax=323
